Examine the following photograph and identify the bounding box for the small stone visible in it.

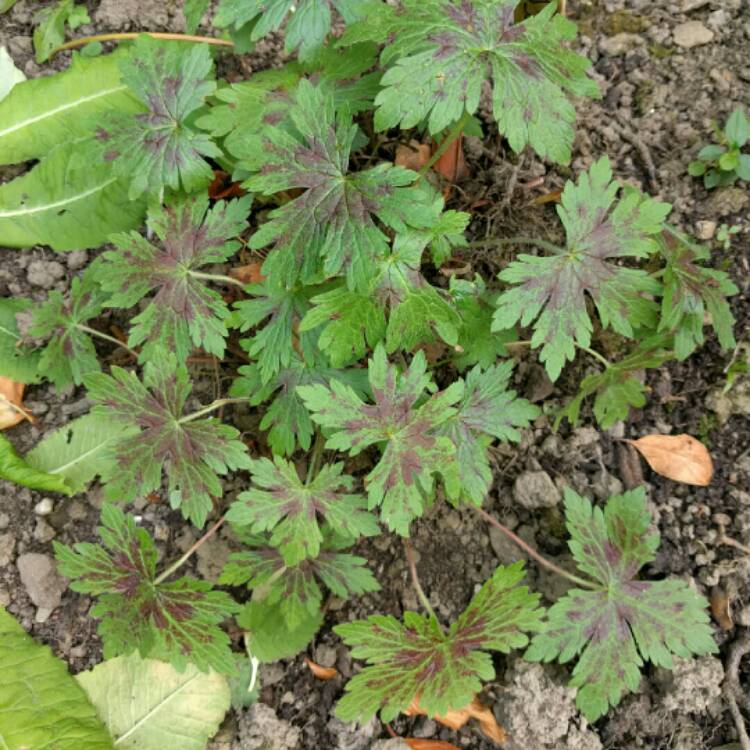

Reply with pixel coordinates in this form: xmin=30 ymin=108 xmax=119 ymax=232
xmin=489 ymin=524 xmax=528 ymax=564
xmin=196 ymin=533 xmax=231 ymax=582
xmin=657 ymin=655 xmax=724 ymax=716
xmin=17 ymin=553 xmax=68 ymax=623
xmin=706 ymin=186 xmax=749 ymax=217
xmin=34 ymin=498 xmax=54 ymax=516
xmin=599 ymin=32 xmax=641 ymax=57
xmin=0 ymin=585 xmax=10 ymax=606
xmin=706 ymin=9 xmax=729 ymax=30
xmin=33 ymin=518 xmax=57 ymax=543
xmin=513 ymin=471 xmax=561 ymax=509
xmin=26 ymin=260 xmax=65 ymax=289
xmin=314 ymin=644 xmax=338 ymax=668
xmin=234 ymin=703 xmax=300 ymax=750
xmin=67 ymin=500 xmax=88 ymax=521
xmin=0 ymin=512 xmax=9 ymax=530
xmin=65 ymin=250 xmax=88 ymax=270
xmin=673 ymin=21 xmax=714 ymax=48
xmin=0 ymin=532 xmax=16 ymax=567
xmin=694 ymin=220 xmax=717 ymax=240
xmin=370 ymin=742 xmax=410 ymax=750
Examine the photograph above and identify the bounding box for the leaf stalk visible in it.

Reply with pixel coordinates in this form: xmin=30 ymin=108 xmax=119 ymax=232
xmin=52 ymin=32 xmax=234 ymax=57
xmin=154 ymin=514 xmax=226 ymax=585
xmin=179 ymin=397 xmax=248 ymax=424
xmin=403 ymin=539 xmax=445 ymax=631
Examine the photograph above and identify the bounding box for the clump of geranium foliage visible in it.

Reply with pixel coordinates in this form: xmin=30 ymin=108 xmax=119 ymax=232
xmin=0 ymin=0 xmax=731 ymax=731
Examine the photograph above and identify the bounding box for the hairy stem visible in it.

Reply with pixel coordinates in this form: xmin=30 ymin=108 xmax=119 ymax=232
xmin=577 ymin=345 xmax=612 ymax=369
xmin=416 ymin=110 xmax=472 ymax=180
xmin=179 ymin=397 xmax=248 ymax=424
xmin=466 ymin=236 xmax=565 ymax=255
xmin=403 ymin=539 xmax=445 ymax=631
xmin=474 ymin=506 xmax=598 ymax=590
xmin=52 ymin=32 xmax=234 ymax=56
xmin=189 ymin=270 xmax=247 ymax=288
xmin=306 ymin=431 xmax=326 ymax=485
xmin=76 ymin=324 xmax=139 ymax=359
xmin=154 ymin=514 xmax=226 ymax=585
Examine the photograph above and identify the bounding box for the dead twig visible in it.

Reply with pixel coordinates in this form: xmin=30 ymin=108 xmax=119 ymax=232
xmin=724 ymin=631 xmax=750 ymax=749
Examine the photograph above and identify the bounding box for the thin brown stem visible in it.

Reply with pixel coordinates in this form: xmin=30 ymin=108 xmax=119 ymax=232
xmin=52 ymin=32 xmax=233 ymax=57
xmin=77 ymin=324 xmax=139 ymax=359
xmin=403 ymin=539 xmax=444 ymax=631
xmin=154 ymin=514 xmax=226 ymax=585
xmin=474 ymin=506 xmax=598 ymax=590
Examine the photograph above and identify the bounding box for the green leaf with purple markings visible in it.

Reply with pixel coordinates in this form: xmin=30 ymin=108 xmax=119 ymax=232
xmin=226 ymin=457 xmax=380 ymax=565
xmin=30 ymin=269 xmax=107 ymax=389
xmin=298 ymin=346 xmax=462 ymax=535
xmin=525 ymin=487 xmax=717 ymax=721
xmin=220 ymin=536 xmax=379 ymax=629
xmin=97 ymin=195 xmax=250 ymax=363
xmin=441 ymin=362 xmax=539 ymax=506
xmin=83 ymin=351 xmax=251 ymax=528
xmin=236 ymin=80 xmax=436 ymax=291
xmin=335 ymin=560 xmax=543 ymax=722
xmin=656 ymin=226 xmax=738 ymax=360
xmin=493 ymin=157 xmax=671 ymax=381
xmin=98 ymin=36 xmax=220 ymax=198
xmin=54 ymin=503 xmax=239 ymax=674
xmin=341 ymin=0 xmax=598 ymax=162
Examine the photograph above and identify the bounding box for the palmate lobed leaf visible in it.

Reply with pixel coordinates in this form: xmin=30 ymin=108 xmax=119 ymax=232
xmin=226 ymin=457 xmax=380 ymax=565
xmin=335 ymin=561 xmax=543 ymax=722
xmin=30 ymin=270 xmax=107 ymax=389
xmin=97 ymin=194 xmax=251 ymax=363
xmin=55 ymin=504 xmax=239 ymax=674
xmin=236 ymin=80 xmax=437 ymax=291
xmin=0 ymin=298 xmax=41 ymax=383
xmin=298 ymin=346 xmax=462 ymax=535
xmin=493 ymin=157 xmax=671 ymax=381
xmin=33 ymin=0 xmax=89 ymax=63
xmin=214 ymin=0 xmax=371 ymax=60
xmin=83 ymin=351 xmax=251 ymax=528
xmin=656 ymin=227 xmax=737 ymax=360
xmin=220 ymin=536 xmax=379 ymax=629
xmin=99 ymin=36 xmax=220 ymax=198
xmin=525 ymin=488 xmax=717 ymax=721
xmin=342 ymin=0 xmax=598 ymax=162
xmin=440 ymin=362 xmax=539 ymax=506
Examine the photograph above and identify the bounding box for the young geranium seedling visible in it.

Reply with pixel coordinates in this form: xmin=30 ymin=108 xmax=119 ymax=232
xmin=54 ymin=503 xmax=239 ymax=674
xmin=97 ymin=194 xmax=250 ymax=363
xmin=525 ymin=487 xmax=716 ymax=721
xmin=335 ymin=561 xmax=543 ymax=722
xmin=493 ymin=156 xmax=671 ymax=381
xmin=84 ymin=351 xmax=251 ymax=527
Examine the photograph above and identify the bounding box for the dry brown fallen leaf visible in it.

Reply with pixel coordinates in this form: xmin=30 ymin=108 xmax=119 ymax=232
xmin=304 ymin=657 xmax=338 ymax=681
xmin=0 ymin=377 xmax=34 ymax=430
xmin=405 ymin=696 xmax=506 ymax=745
xmin=623 ymin=433 xmax=713 ymax=486
xmin=395 ymin=141 xmax=432 ymax=172
xmin=404 ymin=740 xmax=461 ymax=750
xmin=710 ymin=585 xmax=734 ymax=631
xmin=230 ymin=262 xmax=266 ymax=285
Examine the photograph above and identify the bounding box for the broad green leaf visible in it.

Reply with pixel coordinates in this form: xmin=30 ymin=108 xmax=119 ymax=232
xmin=0 ymin=434 xmax=73 ymax=495
xmin=335 ymin=561 xmax=543 ymax=722
xmin=298 ymin=346 xmax=462 ymax=535
xmin=237 ymin=80 xmax=436 ymax=291
xmin=238 ymin=599 xmax=323 ymax=663
xmin=33 ymin=0 xmax=90 ymax=63
xmin=25 ymin=413 xmax=133 ymax=494
xmin=227 ymin=457 xmax=379 ymax=565
xmin=525 ymin=488 xmax=717 ymax=721
xmin=493 ymin=157 xmax=670 ymax=381
xmin=101 ymin=37 xmax=220 ymax=198
xmin=342 ymin=0 xmax=598 ymax=162
xmin=214 ymin=0 xmax=371 ymax=60
xmin=30 ymin=271 xmax=107 ymax=388
xmin=0 ymin=47 xmax=25 ymax=103
xmin=0 ymin=607 xmax=114 ymax=750
xmin=184 ymin=0 xmax=210 ymax=32
xmin=221 ymin=539 xmax=379 ymax=629
xmin=657 ymin=227 xmax=738 ymax=359
xmin=0 ymin=49 xmax=139 ymax=165
xmin=98 ymin=195 xmax=251 ymax=362
xmin=0 ymin=298 xmax=41 ymax=383
xmin=84 ymin=351 xmax=251 ymax=528
xmin=725 ymin=108 xmax=748 ymax=148
xmin=76 ymin=653 xmax=230 ymax=750
xmin=55 ymin=504 xmax=240 ymax=674
xmin=0 ymin=139 xmax=147 ymax=250
xmin=1 ymin=0 xmax=19 ymax=11
xmin=441 ymin=363 xmax=539 ymax=506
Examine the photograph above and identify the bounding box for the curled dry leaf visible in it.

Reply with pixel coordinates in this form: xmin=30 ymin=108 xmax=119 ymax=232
xmin=405 ymin=695 xmax=506 ymax=745
xmin=624 ymin=434 xmax=713 ymax=486
xmin=230 ymin=262 xmax=266 ymax=285
xmin=710 ymin=585 xmax=733 ymax=631
xmin=405 ymin=740 xmax=461 ymax=750
xmin=0 ymin=376 xmax=34 ymax=430
xmin=304 ymin=657 xmax=338 ymax=681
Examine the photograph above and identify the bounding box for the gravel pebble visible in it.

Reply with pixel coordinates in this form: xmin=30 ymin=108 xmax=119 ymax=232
xmin=673 ymin=21 xmax=715 ymax=48
xmin=16 ymin=553 xmax=68 ymax=623
xmin=513 ymin=471 xmax=561 ymax=509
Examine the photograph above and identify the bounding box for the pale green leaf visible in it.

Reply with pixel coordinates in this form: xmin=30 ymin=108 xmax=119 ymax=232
xmin=0 ymin=49 xmax=139 ymax=165
xmin=76 ymin=653 xmax=230 ymax=750
xmin=0 ymin=139 xmax=147 ymax=250
xmin=0 ymin=47 xmax=25 ymax=103
xmin=0 ymin=606 xmax=114 ymax=750
xmin=0 ymin=298 xmax=41 ymax=383
xmin=33 ymin=0 xmax=90 ymax=64
xmin=0 ymin=434 xmax=73 ymax=495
